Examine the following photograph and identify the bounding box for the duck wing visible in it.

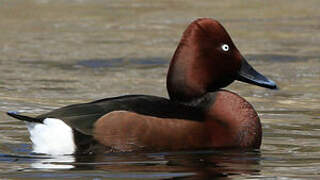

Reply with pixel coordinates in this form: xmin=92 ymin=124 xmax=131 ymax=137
xmin=35 ymin=95 xmax=202 ymax=135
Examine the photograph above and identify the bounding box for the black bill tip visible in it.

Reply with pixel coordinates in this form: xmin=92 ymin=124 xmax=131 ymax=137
xmin=237 ymin=59 xmax=278 ymax=90
xmin=237 ymin=72 xmax=278 ymax=90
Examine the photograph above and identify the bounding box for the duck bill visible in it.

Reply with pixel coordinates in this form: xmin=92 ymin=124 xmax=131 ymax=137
xmin=236 ymin=59 xmax=278 ymax=89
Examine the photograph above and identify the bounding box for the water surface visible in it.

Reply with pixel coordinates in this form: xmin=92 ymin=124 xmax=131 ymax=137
xmin=0 ymin=0 xmax=320 ymax=179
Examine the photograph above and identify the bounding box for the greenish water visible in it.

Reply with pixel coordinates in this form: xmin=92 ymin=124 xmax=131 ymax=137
xmin=0 ymin=0 xmax=320 ymax=179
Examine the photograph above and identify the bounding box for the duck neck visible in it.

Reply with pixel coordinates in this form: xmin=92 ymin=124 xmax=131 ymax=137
xmin=166 ymin=46 xmax=209 ymax=102
xmin=166 ymin=76 xmax=207 ymax=103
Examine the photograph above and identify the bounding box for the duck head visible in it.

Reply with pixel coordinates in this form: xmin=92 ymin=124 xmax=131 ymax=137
xmin=167 ymin=18 xmax=277 ymax=102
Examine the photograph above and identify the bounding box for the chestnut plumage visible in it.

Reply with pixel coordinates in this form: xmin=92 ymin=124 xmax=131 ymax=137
xmin=7 ymin=18 xmax=276 ymax=155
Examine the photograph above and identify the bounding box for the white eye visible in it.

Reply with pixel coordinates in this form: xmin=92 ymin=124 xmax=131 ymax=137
xmin=221 ymin=44 xmax=229 ymax=52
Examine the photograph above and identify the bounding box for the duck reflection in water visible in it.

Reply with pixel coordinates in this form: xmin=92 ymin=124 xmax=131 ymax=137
xmin=28 ymin=150 xmax=261 ymax=179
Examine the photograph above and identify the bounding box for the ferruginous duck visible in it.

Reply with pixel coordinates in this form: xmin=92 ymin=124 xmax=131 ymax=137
xmin=7 ymin=18 xmax=277 ymax=155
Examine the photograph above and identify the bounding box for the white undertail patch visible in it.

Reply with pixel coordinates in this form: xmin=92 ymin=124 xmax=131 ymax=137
xmin=26 ymin=118 xmax=76 ymax=155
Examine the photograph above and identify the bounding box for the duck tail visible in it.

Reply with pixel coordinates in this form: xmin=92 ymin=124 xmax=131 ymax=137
xmin=7 ymin=111 xmax=43 ymax=123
